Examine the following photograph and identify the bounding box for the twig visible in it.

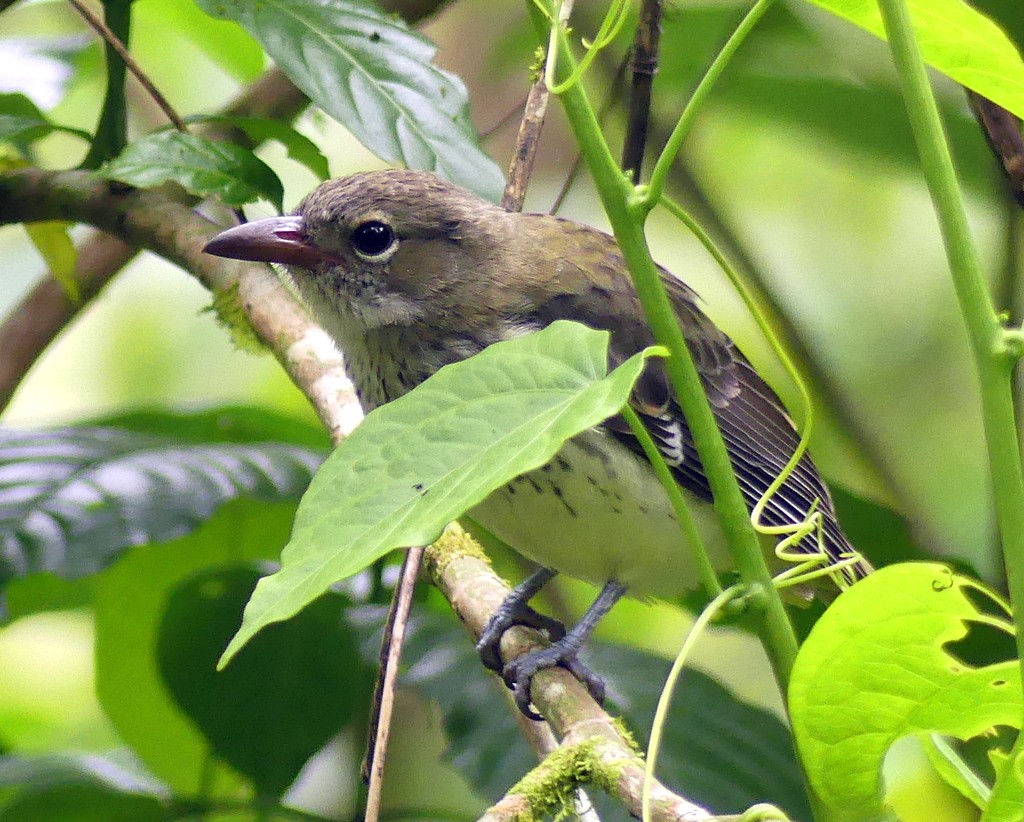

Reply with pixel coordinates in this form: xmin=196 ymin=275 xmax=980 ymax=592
xmin=481 ymin=93 xmax=531 ymax=141
xmin=68 ymin=0 xmax=188 ymax=133
xmin=501 ymin=74 xmax=551 ymax=213
xmin=362 ymin=545 xmax=424 ymax=822
xmin=621 ymin=0 xmax=661 ymax=180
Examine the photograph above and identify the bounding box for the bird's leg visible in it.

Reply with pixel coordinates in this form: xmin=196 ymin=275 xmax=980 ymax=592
xmin=503 ymin=580 xmax=627 ymax=720
xmin=476 ymin=567 xmax=565 ymax=672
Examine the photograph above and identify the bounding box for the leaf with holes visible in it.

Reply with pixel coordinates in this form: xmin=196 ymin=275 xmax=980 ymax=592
xmin=220 ymin=322 xmax=655 ymax=665
xmin=194 ymin=0 xmax=504 ymax=202
xmin=0 ymin=424 xmax=323 ymax=588
xmin=100 ymin=131 xmax=284 ymax=210
xmin=789 ymin=563 xmax=1022 ymax=821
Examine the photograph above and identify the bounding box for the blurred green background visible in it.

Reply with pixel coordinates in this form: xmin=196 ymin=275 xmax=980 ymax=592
xmin=1 ymin=0 xmax=1020 ymax=818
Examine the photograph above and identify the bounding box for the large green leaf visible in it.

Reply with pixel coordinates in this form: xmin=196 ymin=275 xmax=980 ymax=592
xmin=157 ymin=567 xmax=369 ymax=797
xmin=220 ymin=322 xmax=655 ymax=664
xmin=0 ymin=424 xmax=321 ymax=588
xmin=93 ymin=499 xmax=297 ymax=794
xmin=100 ymin=131 xmax=284 ymax=210
xmin=194 ymin=0 xmax=505 ymax=202
xmin=805 ymin=0 xmax=1024 ymax=119
xmin=789 ymin=563 xmax=1022 ymax=821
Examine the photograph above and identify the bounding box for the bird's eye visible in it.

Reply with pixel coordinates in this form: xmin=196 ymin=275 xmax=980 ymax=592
xmin=350 ymin=221 xmax=396 ymax=259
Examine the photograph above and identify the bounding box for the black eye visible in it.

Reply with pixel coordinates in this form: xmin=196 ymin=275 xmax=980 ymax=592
xmin=351 ymin=221 xmax=396 ymax=258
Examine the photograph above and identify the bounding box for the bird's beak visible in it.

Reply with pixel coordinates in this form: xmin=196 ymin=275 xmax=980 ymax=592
xmin=203 ymin=216 xmax=329 ymax=269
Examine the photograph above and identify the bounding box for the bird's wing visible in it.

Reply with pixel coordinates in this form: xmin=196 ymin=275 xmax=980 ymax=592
xmin=529 ymin=253 xmax=860 ymax=575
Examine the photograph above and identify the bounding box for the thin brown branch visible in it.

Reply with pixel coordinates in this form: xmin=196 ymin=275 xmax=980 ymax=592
xmin=502 ymin=75 xmax=551 ymax=212
xmin=362 ymin=545 xmax=424 ymax=822
xmin=482 ymin=93 xmax=531 ymax=141
xmin=621 ymin=0 xmax=662 ymax=180
xmin=68 ymin=0 xmax=188 ymax=133
xmin=425 ymin=525 xmax=726 ymax=822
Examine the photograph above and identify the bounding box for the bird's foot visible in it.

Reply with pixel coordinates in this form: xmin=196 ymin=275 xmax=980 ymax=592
xmin=476 ymin=596 xmax=565 ymax=672
xmin=476 ymin=567 xmax=563 ymax=672
xmin=502 ymin=637 xmax=605 ymax=720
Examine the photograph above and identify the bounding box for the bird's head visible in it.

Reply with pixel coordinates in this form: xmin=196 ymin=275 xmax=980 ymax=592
xmin=203 ymin=169 xmax=514 ymax=333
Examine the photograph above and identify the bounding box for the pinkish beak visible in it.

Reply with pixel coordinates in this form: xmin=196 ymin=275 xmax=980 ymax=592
xmin=203 ymin=216 xmax=328 ymax=269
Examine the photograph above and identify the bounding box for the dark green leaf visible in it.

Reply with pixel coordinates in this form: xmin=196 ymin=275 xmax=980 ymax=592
xmin=158 ymin=567 xmax=369 ymax=796
xmin=0 ymin=425 xmax=321 ymax=587
xmin=220 ymin=322 xmax=654 ymax=664
xmin=194 ymin=0 xmax=505 ymax=202
xmin=831 ymin=485 xmax=927 ymax=567
xmin=187 ymin=115 xmax=330 ymax=180
xmin=93 ymin=499 xmax=297 ymax=793
xmin=81 ymin=1 xmax=131 ymax=169
xmin=100 ymin=131 xmax=284 ymax=210
xmin=0 ymin=93 xmax=90 ymax=145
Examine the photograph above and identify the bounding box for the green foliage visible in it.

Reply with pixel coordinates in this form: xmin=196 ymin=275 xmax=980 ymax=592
xmin=157 ymin=567 xmax=369 ymax=797
xmin=92 ymin=500 xmax=297 ymax=796
xmin=0 ymin=93 xmax=90 ymax=147
xmin=21 ymin=222 xmax=78 ymax=301
xmin=186 ymin=114 xmax=331 ymax=180
xmin=220 ymin=321 xmax=655 ymax=664
xmin=0 ymin=753 xmax=167 ymax=822
xmin=194 ymin=0 xmax=506 ymax=202
xmin=100 ymin=131 xmax=285 ymax=210
xmin=790 ymin=564 xmax=1022 ymax=820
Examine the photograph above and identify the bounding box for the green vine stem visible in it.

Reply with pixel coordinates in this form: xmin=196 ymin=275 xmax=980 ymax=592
xmin=642 ymin=0 xmax=776 ymax=209
xmin=875 ymin=0 xmax=1024 ymax=789
xmin=526 ymin=1 xmax=800 ymax=693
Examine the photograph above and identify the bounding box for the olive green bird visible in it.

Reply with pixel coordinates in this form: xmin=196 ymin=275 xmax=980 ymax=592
xmin=205 ymin=169 xmax=871 ymax=717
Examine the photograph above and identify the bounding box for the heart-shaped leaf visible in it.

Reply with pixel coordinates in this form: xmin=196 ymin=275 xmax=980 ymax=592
xmin=220 ymin=322 xmax=654 ymax=665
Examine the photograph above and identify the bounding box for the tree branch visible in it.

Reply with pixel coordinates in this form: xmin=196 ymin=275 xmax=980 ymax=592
xmin=0 ymin=65 xmax=312 ymax=414
xmin=0 ymin=168 xmax=358 ymax=439
xmin=425 ymin=525 xmax=726 ymax=822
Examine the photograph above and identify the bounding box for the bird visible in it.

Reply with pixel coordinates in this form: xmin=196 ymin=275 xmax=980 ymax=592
xmin=204 ymin=169 xmax=871 ymax=718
